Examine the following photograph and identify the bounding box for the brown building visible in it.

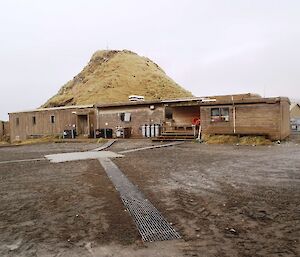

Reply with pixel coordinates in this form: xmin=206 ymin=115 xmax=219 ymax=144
xmin=95 ymin=100 xmax=165 ymax=138
xmin=0 ymin=120 xmax=9 ymax=140
xmin=290 ymin=103 xmax=300 ymax=119
xmin=9 ymin=105 xmax=95 ymax=142
xmin=290 ymin=103 xmax=300 ymax=132
xmin=0 ymin=121 xmax=4 ymax=139
xmin=8 ymin=94 xmax=290 ymax=142
xmin=95 ymin=94 xmax=290 ymax=140
xmin=199 ymin=96 xmax=290 ymax=140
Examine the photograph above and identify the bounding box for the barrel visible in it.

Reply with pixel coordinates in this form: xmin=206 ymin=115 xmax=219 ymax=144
xmin=146 ymin=125 xmax=151 ymax=137
xmin=154 ymin=124 xmax=161 ymax=136
xmin=150 ymin=124 xmax=155 ymax=137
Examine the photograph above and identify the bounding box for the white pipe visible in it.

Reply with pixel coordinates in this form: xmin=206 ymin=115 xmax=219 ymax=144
xmin=96 ymin=108 xmax=99 ymax=129
xmin=197 ymin=125 xmax=202 ymax=140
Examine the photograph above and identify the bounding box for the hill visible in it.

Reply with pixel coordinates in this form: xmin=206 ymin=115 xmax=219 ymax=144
xmin=42 ymin=50 xmax=193 ymax=107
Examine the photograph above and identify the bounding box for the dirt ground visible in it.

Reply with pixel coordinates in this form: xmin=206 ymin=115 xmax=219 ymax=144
xmin=0 ymin=139 xmax=299 ymax=256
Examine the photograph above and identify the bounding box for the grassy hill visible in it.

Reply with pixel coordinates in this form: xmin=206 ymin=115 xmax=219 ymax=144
xmin=42 ymin=50 xmax=193 ymax=107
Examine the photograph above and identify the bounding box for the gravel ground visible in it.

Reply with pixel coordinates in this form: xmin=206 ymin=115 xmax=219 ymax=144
xmin=0 ymin=153 xmax=139 ymax=256
xmin=0 ymin=139 xmax=299 ymax=256
xmin=115 ymin=141 xmax=300 ymax=257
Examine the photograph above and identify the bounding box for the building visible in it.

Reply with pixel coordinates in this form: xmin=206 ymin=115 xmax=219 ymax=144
xmin=290 ymin=103 xmax=300 ymax=131
xmin=9 ymin=105 xmax=95 ymax=142
xmin=95 ymin=100 xmax=165 ymax=137
xmin=95 ymin=94 xmax=290 ymax=140
xmin=199 ymin=96 xmax=290 ymax=140
xmin=0 ymin=121 xmax=8 ymax=140
xmin=290 ymin=103 xmax=300 ymax=119
xmin=8 ymin=94 xmax=291 ymax=142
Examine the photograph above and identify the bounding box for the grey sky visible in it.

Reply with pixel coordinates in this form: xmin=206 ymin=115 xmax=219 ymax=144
xmin=0 ymin=0 xmax=299 ymax=120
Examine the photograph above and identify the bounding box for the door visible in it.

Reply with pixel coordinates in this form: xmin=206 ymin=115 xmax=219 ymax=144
xmin=77 ymin=115 xmax=89 ymax=136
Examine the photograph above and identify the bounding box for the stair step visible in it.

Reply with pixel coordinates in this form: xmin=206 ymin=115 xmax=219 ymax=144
xmin=162 ymin=133 xmax=195 ymax=136
xmin=152 ymin=138 xmax=195 ymax=142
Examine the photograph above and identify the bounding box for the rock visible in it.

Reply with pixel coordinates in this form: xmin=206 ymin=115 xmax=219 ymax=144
xmin=229 ymin=228 xmax=236 ymax=234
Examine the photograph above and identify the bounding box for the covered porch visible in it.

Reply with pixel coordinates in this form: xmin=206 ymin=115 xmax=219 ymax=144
xmin=155 ymin=102 xmax=201 ymax=141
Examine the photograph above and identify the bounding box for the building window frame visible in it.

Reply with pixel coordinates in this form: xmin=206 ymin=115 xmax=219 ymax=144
xmin=211 ymin=107 xmax=230 ymax=122
xmin=120 ymin=112 xmax=131 ymax=122
xmin=16 ymin=117 xmax=19 ymax=126
xmin=50 ymin=115 xmax=55 ymax=124
xmin=32 ymin=116 xmax=36 ymax=125
xmin=165 ymin=107 xmax=173 ymax=120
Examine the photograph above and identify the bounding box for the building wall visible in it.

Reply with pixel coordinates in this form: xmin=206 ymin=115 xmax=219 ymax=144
xmin=235 ymin=104 xmax=280 ymax=139
xmin=97 ymin=104 xmax=164 ymax=137
xmin=200 ymin=105 xmax=235 ymax=135
xmin=171 ymin=106 xmax=200 ymax=124
xmin=9 ymin=107 xmax=95 ymax=142
xmin=290 ymin=104 xmax=300 ymax=119
xmin=280 ymin=100 xmax=291 ymax=139
xmin=0 ymin=121 xmax=4 ymax=139
xmin=0 ymin=121 xmax=9 ymax=140
xmin=200 ymin=100 xmax=290 ymax=140
xmin=7 ymin=97 xmax=290 ymax=142
xmin=4 ymin=121 xmax=9 ymax=136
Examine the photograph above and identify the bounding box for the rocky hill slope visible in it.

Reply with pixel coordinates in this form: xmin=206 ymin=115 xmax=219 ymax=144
xmin=43 ymin=50 xmax=193 ymax=107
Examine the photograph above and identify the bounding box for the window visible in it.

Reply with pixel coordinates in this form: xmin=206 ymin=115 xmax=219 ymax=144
xmin=120 ymin=113 xmax=131 ymax=122
xmin=32 ymin=116 xmax=36 ymax=125
xmin=50 ymin=115 xmax=55 ymax=123
xmin=165 ymin=107 xmax=173 ymax=119
xmin=120 ymin=113 xmax=125 ymax=121
xmin=211 ymin=107 xmax=229 ymax=122
xmin=16 ymin=117 xmax=19 ymax=126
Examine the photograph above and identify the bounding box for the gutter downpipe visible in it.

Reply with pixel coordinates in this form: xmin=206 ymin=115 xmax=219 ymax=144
xmin=232 ymin=96 xmax=236 ymax=134
xmin=96 ymin=107 xmax=99 ymax=139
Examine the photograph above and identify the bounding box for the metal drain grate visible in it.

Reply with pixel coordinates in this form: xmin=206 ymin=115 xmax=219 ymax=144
xmin=98 ymin=158 xmax=181 ymax=242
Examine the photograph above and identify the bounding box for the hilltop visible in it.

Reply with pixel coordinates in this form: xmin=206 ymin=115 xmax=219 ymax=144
xmin=42 ymin=50 xmax=193 ymax=107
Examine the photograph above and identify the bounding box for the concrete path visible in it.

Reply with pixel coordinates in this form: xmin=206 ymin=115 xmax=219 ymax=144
xmin=45 ymin=151 xmax=123 ymax=163
xmin=98 ymin=158 xmax=181 ymax=242
xmin=90 ymin=139 xmax=116 ymax=151
xmin=0 ymin=158 xmax=46 ymax=165
xmin=118 ymin=142 xmax=184 ymax=154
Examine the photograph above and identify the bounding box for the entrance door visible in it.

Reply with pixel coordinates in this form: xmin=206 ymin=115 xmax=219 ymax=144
xmin=77 ymin=115 xmax=89 ymax=136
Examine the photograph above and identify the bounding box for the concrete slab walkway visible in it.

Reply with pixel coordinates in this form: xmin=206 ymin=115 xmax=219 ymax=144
xmin=118 ymin=142 xmax=184 ymax=154
xmin=90 ymin=139 xmax=116 ymax=151
xmin=45 ymin=151 xmax=123 ymax=163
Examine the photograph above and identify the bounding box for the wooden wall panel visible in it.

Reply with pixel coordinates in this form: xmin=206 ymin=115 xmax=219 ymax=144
xmin=97 ymin=104 xmax=164 ymax=137
xmin=280 ymin=100 xmax=291 ymax=139
xmin=9 ymin=108 xmax=95 ymax=142
xmin=0 ymin=121 xmax=4 ymax=139
xmin=172 ymin=106 xmax=200 ymax=125
xmin=201 ymin=105 xmax=234 ymax=135
xmin=200 ymin=102 xmax=290 ymax=140
xmin=4 ymin=121 xmax=9 ymax=137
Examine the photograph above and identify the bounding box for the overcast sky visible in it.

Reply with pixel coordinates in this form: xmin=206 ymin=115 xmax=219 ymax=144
xmin=0 ymin=0 xmax=299 ymax=120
